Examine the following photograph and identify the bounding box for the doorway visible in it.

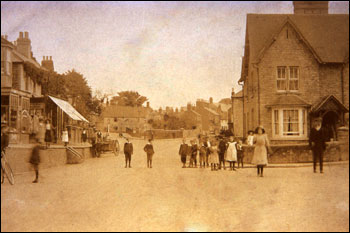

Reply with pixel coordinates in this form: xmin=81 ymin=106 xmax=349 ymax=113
xmin=322 ymin=111 xmax=339 ymax=141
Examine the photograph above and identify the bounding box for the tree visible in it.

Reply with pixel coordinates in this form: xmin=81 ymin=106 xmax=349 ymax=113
xmin=110 ymin=91 xmax=148 ymax=107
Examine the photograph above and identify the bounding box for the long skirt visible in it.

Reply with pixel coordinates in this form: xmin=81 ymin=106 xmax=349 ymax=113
xmin=209 ymin=153 xmax=219 ymax=164
xmin=45 ymin=130 xmax=52 ymax=143
xmin=251 ymin=145 xmax=268 ymax=165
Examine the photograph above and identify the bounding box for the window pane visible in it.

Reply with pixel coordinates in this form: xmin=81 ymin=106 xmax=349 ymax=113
xmin=283 ymin=109 xmax=300 ymax=135
xmin=274 ymin=110 xmax=279 ymax=135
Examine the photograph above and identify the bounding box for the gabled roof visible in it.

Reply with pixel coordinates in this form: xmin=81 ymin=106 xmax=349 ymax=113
xmin=203 ymin=107 xmax=220 ymax=116
xmin=1 ymin=37 xmax=14 ymax=47
xmin=311 ymin=95 xmax=349 ymax=114
xmin=12 ymin=49 xmax=41 ymax=69
xmin=265 ymin=94 xmax=311 ymax=108
xmin=246 ymin=14 xmax=349 ymax=64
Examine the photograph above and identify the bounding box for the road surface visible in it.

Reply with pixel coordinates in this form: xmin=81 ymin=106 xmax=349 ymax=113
xmin=1 ymin=139 xmax=349 ymax=232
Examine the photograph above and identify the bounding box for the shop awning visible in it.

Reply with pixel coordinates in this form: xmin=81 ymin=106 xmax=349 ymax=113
xmin=49 ymin=96 xmax=89 ymax=123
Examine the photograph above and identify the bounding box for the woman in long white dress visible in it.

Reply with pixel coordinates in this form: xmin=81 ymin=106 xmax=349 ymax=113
xmin=62 ymin=127 xmax=69 ymax=147
xmin=251 ymin=126 xmax=271 ymax=177
xmin=225 ymin=136 xmax=237 ymax=171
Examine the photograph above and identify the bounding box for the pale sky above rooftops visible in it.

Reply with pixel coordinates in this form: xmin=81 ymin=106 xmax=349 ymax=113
xmin=1 ymin=1 xmax=349 ymax=109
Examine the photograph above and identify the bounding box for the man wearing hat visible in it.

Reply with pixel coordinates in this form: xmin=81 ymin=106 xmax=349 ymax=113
xmin=309 ymin=118 xmax=327 ymax=173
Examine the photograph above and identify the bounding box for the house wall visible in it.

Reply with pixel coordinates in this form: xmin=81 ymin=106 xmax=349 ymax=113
xmin=232 ymin=98 xmax=244 ymax=138
xmin=319 ymin=64 xmax=343 ymax=103
xmin=256 ymin=24 xmax=321 ymax=141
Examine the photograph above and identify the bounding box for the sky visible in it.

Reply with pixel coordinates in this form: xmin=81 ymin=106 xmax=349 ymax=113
xmin=1 ymin=1 xmax=349 ymax=109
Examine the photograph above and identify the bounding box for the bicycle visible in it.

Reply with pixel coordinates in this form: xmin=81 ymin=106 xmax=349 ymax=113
xmin=1 ymin=150 xmax=15 ymax=185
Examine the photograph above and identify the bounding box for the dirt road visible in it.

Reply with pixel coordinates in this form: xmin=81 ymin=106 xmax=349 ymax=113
xmin=1 ymin=139 xmax=349 ymax=232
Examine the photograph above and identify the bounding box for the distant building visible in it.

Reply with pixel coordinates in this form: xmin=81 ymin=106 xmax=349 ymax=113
xmin=239 ymin=1 xmax=349 ymax=143
xmin=98 ymin=105 xmax=152 ymax=135
xmin=228 ymin=90 xmax=244 ymax=138
xmin=195 ymin=98 xmax=221 ymax=134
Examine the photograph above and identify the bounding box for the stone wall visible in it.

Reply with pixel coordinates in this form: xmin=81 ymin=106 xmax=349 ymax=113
xmin=5 ymin=145 xmax=92 ymax=174
xmin=242 ymin=141 xmax=349 ymax=164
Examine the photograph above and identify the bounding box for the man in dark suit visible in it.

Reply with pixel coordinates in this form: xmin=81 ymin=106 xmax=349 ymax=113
xmin=124 ymin=138 xmax=133 ymax=168
xmin=179 ymin=139 xmax=189 ymax=168
xmin=309 ymin=118 xmax=327 ymax=173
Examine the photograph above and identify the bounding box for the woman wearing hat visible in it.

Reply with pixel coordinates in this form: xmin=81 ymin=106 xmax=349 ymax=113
xmin=251 ymin=126 xmax=271 ymax=177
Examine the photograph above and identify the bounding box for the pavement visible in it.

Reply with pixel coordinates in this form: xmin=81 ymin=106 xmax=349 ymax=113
xmin=1 ymin=138 xmax=349 ymax=232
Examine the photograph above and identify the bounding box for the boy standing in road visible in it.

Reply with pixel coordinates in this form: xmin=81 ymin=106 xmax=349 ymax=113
xmin=144 ymin=139 xmax=155 ymax=168
xmin=124 ymin=138 xmax=133 ymax=168
xmin=179 ymin=139 xmax=189 ymax=168
xmin=30 ymin=141 xmax=43 ymax=183
xmin=189 ymin=140 xmax=198 ymax=168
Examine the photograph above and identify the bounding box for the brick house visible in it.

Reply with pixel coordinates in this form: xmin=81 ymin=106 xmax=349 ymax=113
xmin=195 ymin=98 xmax=221 ymax=134
xmin=1 ymin=32 xmax=44 ymax=143
xmin=239 ymin=1 xmax=349 ymax=143
xmin=98 ymin=105 xmax=152 ymax=135
xmin=228 ymin=90 xmax=244 ymax=138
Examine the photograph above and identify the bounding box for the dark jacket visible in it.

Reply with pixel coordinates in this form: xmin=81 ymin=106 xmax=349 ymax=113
xmin=1 ymin=132 xmax=9 ymax=152
xmin=124 ymin=142 xmax=133 ymax=155
xmin=218 ymin=140 xmax=227 ymax=155
xmin=309 ymin=127 xmax=327 ymax=151
xmin=190 ymin=144 xmax=198 ymax=156
xmin=30 ymin=145 xmax=41 ymax=165
xmin=144 ymin=144 xmax=154 ymax=155
xmin=179 ymin=144 xmax=189 ymax=156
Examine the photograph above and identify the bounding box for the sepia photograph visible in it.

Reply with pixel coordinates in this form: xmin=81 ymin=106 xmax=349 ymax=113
xmin=1 ymin=1 xmax=349 ymax=232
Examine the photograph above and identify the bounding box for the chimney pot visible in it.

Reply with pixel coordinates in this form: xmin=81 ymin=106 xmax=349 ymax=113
xmin=19 ymin=32 xmax=23 ymax=38
xmin=24 ymin=31 xmax=29 ymax=39
xmin=50 ymin=56 xmax=52 ymax=60
xmin=43 ymin=56 xmax=45 ymax=60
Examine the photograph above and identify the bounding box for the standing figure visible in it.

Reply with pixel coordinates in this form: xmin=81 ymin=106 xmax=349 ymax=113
xmin=246 ymin=130 xmax=254 ymax=146
xmin=189 ymin=140 xmax=198 ymax=168
xmin=179 ymin=139 xmax=189 ymax=168
xmin=218 ymin=137 xmax=227 ymax=170
xmin=236 ymin=139 xmax=244 ymax=168
xmin=204 ymin=137 xmax=211 ymax=167
xmin=62 ymin=127 xmax=69 ymax=147
xmin=44 ymin=119 xmax=52 ymax=149
xmin=309 ymin=118 xmax=327 ymax=173
xmin=123 ymin=138 xmax=133 ymax=168
xmin=208 ymin=140 xmax=219 ymax=171
xmin=251 ymin=126 xmax=270 ymax=177
xmin=30 ymin=141 xmax=42 ymax=183
xmin=199 ymin=140 xmax=207 ymax=168
xmin=144 ymin=139 xmax=155 ymax=168
xmin=97 ymin=130 xmax=102 ymax=143
xmin=225 ymin=136 xmax=237 ymax=171
xmin=82 ymin=128 xmax=88 ymax=143
xmin=36 ymin=119 xmax=45 ymax=144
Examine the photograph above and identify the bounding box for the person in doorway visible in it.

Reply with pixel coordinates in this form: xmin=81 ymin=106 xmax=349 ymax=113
xmin=82 ymin=128 xmax=88 ymax=143
xmin=30 ymin=141 xmax=43 ymax=183
xmin=218 ymin=136 xmax=227 ymax=170
xmin=251 ymin=126 xmax=271 ymax=177
xmin=36 ymin=118 xmax=45 ymax=144
xmin=236 ymin=139 xmax=244 ymax=168
xmin=225 ymin=136 xmax=237 ymax=171
xmin=44 ymin=119 xmax=52 ymax=149
xmin=309 ymin=118 xmax=327 ymax=174
xmin=179 ymin=139 xmax=189 ymax=168
xmin=144 ymin=139 xmax=155 ymax=168
xmin=123 ymin=138 xmax=133 ymax=168
xmin=62 ymin=127 xmax=69 ymax=147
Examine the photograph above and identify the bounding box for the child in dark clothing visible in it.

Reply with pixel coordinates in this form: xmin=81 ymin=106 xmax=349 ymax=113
xmin=236 ymin=139 xmax=244 ymax=168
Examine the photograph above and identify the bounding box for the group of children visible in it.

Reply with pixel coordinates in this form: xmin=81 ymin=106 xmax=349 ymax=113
xmin=179 ymin=136 xmax=247 ymax=171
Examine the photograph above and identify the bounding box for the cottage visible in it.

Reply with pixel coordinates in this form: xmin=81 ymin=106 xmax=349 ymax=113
xmin=239 ymin=1 xmax=349 ymax=143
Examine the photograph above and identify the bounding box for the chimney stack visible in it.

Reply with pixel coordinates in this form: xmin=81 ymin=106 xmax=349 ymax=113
xmin=293 ymin=1 xmax=329 ymax=14
xmin=16 ymin=31 xmax=32 ymax=58
xmin=146 ymin=102 xmax=150 ymax=108
xmin=41 ymin=56 xmax=54 ymax=71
